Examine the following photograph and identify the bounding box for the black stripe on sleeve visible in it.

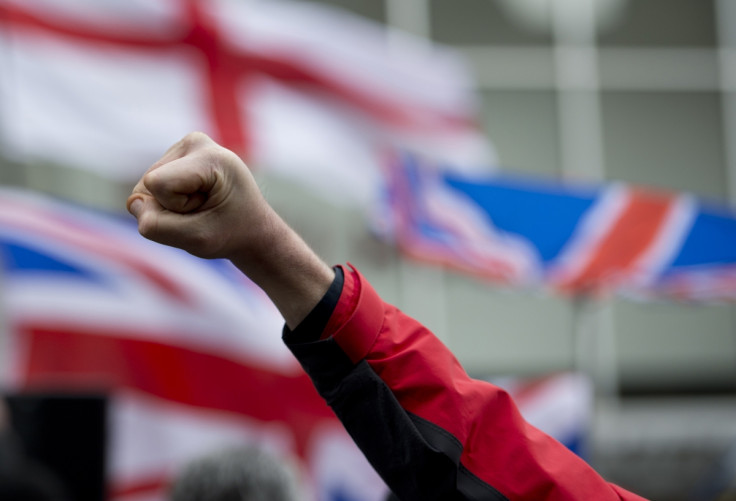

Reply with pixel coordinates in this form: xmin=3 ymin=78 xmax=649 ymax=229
xmin=309 ymin=358 xmax=509 ymax=501
xmin=283 ymin=266 xmax=344 ymax=344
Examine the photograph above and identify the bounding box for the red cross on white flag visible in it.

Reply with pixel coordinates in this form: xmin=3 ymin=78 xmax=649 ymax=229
xmin=0 ymin=0 xmax=495 ymax=205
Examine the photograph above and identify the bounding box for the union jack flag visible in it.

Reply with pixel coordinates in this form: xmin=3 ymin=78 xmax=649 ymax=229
xmin=0 ymin=188 xmax=387 ymax=501
xmin=376 ymin=153 xmax=736 ymax=301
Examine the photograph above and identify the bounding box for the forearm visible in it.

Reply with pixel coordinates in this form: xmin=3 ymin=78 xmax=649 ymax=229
xmin=228 ymin=206 xmax=334 ymax=329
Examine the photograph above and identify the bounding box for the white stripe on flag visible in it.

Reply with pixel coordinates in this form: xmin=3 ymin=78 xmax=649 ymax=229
xmin=625 ymin=194 xmax=697 ymax=289
xmin=110 ymin=390 xmax=304 ymax=496
xmin=547 ymin=184 xmax=630 ymax=287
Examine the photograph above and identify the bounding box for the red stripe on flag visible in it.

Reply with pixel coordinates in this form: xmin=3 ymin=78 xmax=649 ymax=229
xmin=0 ymin=204 xmax=194 ymax=305
xmin=560 ymin=188 xmax=674 ymax=292
xmin=0 ymin=0 xmax=471 ymax=157
xmin=0 ymin=0 xmax=250 ymax=155
xmin=505 ymin=375 xmax=557 ymax=407
xmin=182 ymin=0 xmax=249 ymax=156
xmin=109 ymin=472 xmax=169 ymax=500
xmin=18 ymin=323 xmax=334 ymax=455
xmin=0 ymin=2 xmax=180 ymax=47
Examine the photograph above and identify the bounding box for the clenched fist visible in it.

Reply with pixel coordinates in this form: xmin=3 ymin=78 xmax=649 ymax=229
xmin=127 ymin=132 xmax=334 ymax=328
xmin=127 ymin=131 xmax=273 ymax=261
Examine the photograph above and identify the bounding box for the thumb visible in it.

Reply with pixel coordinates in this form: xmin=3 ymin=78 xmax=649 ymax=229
xmin=126 ymin=193 xmax=166 ymax=236
xmin=127 ymin=193 xmax=203 ymax=251
xmin=127 ymin=191 xmax=166 ymax=230
xmin=127 ymin=197 xmax=144 ymax=219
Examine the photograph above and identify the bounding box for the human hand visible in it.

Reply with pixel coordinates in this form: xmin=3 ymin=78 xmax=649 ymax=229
xmin=127 ymin=132 xmax=274 ymax=262
xmin=128 ymin=132 xmax=334 ymax=327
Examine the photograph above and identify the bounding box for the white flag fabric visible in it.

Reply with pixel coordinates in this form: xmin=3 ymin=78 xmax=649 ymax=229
xmin=0 ymin=0 xmax=494 ymax=205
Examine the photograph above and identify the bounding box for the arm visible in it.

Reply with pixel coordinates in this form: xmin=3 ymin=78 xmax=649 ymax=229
xmin=129 ymin=133 xmax=646 ymax=501
xmin=285 ymin=265 xmax=647 ymax=501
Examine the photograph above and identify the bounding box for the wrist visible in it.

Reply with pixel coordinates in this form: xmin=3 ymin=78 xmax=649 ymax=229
xmin=226 ymin=203 xmax=285 ymax=268
xmin=228 ymin=211 xmax=334 ymax=328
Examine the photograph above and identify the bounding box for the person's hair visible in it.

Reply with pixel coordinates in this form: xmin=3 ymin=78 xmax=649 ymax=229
xmin=169 ymin=445 xmax=301 ymax=501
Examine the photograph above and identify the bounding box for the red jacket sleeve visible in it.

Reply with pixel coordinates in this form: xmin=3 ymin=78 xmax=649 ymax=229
xmin=286 ymin=265 xmax=647 ymax=501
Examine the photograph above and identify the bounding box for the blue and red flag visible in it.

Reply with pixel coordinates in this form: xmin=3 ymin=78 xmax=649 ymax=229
xmin=376 ymin=153 xmax=736 ymax=301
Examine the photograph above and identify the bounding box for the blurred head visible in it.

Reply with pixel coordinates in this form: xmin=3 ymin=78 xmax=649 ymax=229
xmin=169 ymin=445 xmax=301 ymax=501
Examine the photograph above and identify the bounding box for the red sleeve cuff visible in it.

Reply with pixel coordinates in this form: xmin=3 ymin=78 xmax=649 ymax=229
xmin=321 ymin=264 xmax=385 ymax=364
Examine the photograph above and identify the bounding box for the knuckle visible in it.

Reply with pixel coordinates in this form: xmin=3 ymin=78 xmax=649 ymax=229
xmin=199 ymin=145 xmax=220 ymax=162
xmin=183 ymin=131 xmax=211 ymax=150
xmin=142 ymin=170 xmax=166 ymax=196
xmin=195 ymin=146 xmax=229 ymax=177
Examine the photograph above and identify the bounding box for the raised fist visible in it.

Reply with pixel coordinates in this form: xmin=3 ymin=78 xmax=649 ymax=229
xmin=127 ymin=132 xmax=273 ymax=261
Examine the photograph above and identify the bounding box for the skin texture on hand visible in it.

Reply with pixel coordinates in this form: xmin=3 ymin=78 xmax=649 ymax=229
xmin=127 ymin=132 xmax=334 ymax=329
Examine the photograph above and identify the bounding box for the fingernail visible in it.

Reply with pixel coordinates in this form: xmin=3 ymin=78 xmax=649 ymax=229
xmin=128 ymin=198 xmax=143 ymax=217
